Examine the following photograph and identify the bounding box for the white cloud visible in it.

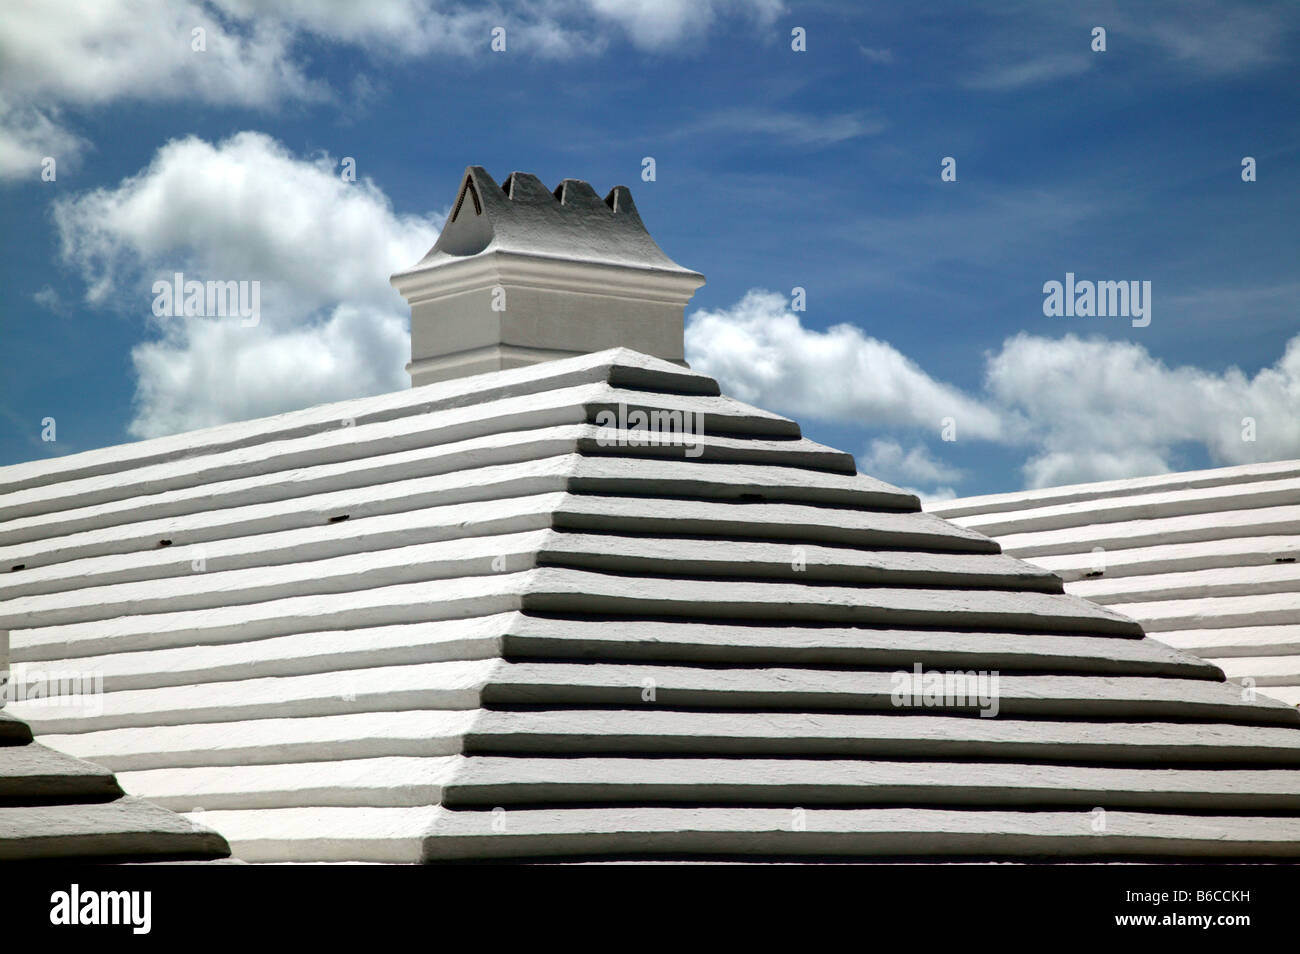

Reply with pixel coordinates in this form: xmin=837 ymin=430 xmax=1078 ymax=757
xmin=687 ymin=288 xmax=1300 ymax=492
xmin=51 ymin=131 xmax=443 ymax=438
xmin=0 ymin=0 xmax=783 ymax=179
xmin=583 ymin=0 xmax=782 ymax=52
xmin=1105 ymin=0 xmax=1300 ymax=73
xmin=857 ymin=45 xmax=894 ymax=64
xmin=685 ymin=289 xmax=1007 ymax=440
xmin=216 ymin=0 xmax=611 ymax=58
xmin=860 ymin=438 xmax=964 ymax=486
xmin=859 ymin=438 xmax=963 ymax=502
xmin=0 ymin=0 xmax=312 ymax=179
xmin=0 ymin=97 xmax=87 ymax=180
xmin=986 ymin=332 xmax=1300 ymax=487
xmin=965 ymin=53 xmax=1092 ymax=91
xmin=679 ymin=108 xmax=885 ymax=146
xmin=129 ymin=304 xmax=411 ymax=438
xmin=53 ymin=131 xmax=436 ymax=312
xmin=0 ymin=1 xmax=319 ymax=108
xmin=915 ymin=485 xmax=958 ymax=504
xmin=32 ymin=285 xmax=67 ymax=314
xmin=958 ymin=1 xmax=1300 ymax=94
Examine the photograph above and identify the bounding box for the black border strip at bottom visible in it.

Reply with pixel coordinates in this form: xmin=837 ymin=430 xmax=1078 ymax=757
xmin=5 ymin=860 xmax=1288 ymax=941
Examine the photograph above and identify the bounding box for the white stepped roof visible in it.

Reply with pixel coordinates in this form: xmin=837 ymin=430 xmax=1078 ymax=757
xmin=6 ymin=349 xmax=1300 ymax=863
xmin=931 ymin=462 xmax=1300 ymax=706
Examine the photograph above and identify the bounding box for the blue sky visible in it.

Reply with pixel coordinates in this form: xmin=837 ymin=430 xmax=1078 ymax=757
xmin=1 ymin=0 xmax=1297 ymax=497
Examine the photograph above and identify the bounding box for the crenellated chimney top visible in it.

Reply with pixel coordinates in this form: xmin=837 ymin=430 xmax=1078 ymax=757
xmin=391 ymin=166 xmax=705 ymax=386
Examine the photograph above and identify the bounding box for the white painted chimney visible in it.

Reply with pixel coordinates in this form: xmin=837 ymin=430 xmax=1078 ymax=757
xmin=390 ymin=166 xmax=705 ymax=386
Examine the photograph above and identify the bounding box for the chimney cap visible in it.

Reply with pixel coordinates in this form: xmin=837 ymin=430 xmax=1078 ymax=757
xmin=399 ymin=165 xmax=701 ymax=278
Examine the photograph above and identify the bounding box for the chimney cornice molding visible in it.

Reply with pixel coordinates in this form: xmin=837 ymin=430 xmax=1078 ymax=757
xmin=391 ymin=248 xmax=705 ymax=306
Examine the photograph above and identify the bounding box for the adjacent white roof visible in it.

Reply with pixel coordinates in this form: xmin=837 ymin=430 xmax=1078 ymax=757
xmin=5 ymin=350 xmax=1300 ymax=863
xmin=930 ymin=460 xmax=1300 ymax=706
xmin=0 ymin=708 xmax=231 ymax=862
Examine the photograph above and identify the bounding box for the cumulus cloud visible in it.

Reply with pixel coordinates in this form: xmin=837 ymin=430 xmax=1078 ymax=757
xmin=53 ymin=131 xmax=436 ymax=310
xmin=859 ymin=438 xmax=963 ymax=502
xmin=685 ymin=290 xmax=1007 ymax=440
xmin=860 ymin=438 xmax=964 ymax=486
xmin=0 ymin=0 xmax=783 ymax=179
xmin=687 ymin=289 xmax=1300 ymax=491
xmin=51 ymin=131 xmax=442 ymax=438
xmin=129 ymin=305 xmax=412 ymax=439
xmin=0 ymin=0 xmax=304 ymax=179
xmin=986 ymin=333 xmax=1300 ymax=487
xmin=0 ymin=1 xmax=320 ymax=108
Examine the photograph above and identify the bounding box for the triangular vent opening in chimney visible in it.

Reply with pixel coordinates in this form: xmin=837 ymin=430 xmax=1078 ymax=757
xmin=450 ymin=177 xmax=481 ymax=222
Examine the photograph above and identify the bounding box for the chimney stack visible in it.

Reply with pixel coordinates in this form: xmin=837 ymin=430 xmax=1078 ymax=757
xmin=391 ymin=166 xmax=705 ymax=386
